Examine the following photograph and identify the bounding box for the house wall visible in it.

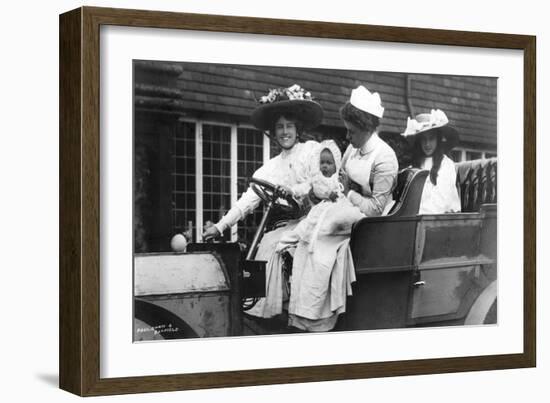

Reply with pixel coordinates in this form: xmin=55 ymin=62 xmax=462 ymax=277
xmin=134 ymin=61 xmax=498 ymax=251
xmin=168 ymin=62 xmax=497 ymax=151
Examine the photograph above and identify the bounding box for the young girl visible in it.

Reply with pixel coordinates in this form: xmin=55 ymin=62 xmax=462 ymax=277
xmin=402 ymin=109 xmax=461 ymax=214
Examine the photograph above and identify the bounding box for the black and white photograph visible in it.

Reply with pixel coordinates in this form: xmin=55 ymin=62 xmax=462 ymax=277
xmin=3 ymin=0 xmax=547 ymax=399
xmin=133 ymin=60 xmax=498 ymax=341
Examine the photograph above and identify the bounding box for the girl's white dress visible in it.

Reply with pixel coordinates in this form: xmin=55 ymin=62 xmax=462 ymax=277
xmin=418 ymin=155 xmax=461 ymax=214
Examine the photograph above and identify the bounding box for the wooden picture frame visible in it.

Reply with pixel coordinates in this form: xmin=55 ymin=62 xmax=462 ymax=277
xmin=59 ymin=6 xmax=536 ymax=396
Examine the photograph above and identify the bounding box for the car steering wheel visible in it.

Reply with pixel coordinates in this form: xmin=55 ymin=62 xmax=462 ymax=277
xmin=249 ymin=178 xmax=301 ymax=214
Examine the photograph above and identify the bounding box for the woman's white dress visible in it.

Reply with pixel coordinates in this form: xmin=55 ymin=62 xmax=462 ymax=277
xmin=284 ymin=133 xmax=398 ymax=331
xmin=213 ymin=140 xmax=320 ymax=319
xmin=418 ymin=155 xmax=461 ymax=214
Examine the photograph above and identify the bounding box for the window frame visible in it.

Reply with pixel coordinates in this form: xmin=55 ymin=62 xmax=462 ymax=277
xmin=452 ymin=147 xmax=497 ymax=162
xmin=177 ymin=118 xmax=269 ymax=242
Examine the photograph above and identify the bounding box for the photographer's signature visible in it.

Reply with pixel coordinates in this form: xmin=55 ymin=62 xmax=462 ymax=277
xmin=136 ymin=323 xmax=179 ymax=335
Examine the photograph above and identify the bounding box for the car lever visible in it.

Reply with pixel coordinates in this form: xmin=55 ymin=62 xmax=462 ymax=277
xmin=246 ymin=200 xmax=275 ymax=261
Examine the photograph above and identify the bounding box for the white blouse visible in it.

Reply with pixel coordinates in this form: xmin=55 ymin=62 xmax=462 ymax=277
xmin=418 ymin=155 xmax=461 ymax=214
xmin=214 ymin=140 xmax=320 ymax=233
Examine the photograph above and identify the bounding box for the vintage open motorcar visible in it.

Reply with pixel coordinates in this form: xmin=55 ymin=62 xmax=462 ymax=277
xmin=134 ymin=157 xmax=497 ymax=340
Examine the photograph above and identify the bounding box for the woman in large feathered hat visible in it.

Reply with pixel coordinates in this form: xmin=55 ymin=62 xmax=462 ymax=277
xmin=203 ymin=84 xmax=323 ymax=319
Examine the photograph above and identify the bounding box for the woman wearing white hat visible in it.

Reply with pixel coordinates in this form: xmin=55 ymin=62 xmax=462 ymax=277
xmin=402 ymin=109 xmax=461 ymax=214
xmin=339 ymin=85 xmax=399 ymax=217
xmin=275 ymin=86 xmax=399 ymax=332
xmin=203 ymin=84 xmax=322 ymax=318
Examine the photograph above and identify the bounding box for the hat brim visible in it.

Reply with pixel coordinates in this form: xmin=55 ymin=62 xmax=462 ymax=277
xmin=405 ymin=124 xmax=459 ymax=153
xmin=250 ymin=100 xmax=323 ymax=131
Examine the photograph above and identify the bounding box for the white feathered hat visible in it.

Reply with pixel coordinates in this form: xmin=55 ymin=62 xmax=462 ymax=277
xmin=402 ymin=109 xmax=459 ymax=152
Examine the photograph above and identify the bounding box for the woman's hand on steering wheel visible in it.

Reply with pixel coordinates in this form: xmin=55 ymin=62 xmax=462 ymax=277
xmin=275 ymin=185 xmax=293 ymax=199
xmin=249 ymin=178 xmax=301 ymax=214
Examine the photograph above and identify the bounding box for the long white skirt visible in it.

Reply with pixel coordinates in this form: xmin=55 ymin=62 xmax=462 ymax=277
xmin=288 ymin=235 xmax=356 ymax=332
xmin=246 ymin=219 xmax=356 ymax=330
xmin=246 ymin=219 xmax=300 ymax=318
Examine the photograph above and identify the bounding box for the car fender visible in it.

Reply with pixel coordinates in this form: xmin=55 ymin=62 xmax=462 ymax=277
xmin=464 ymin=280 xmax=497 ymax=325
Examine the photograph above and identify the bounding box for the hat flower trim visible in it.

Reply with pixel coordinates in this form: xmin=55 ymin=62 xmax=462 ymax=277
xmin=259 ymin=84 xmax=313 ymax=104
xmin=403 ymin=109 xmax=449 ymax=137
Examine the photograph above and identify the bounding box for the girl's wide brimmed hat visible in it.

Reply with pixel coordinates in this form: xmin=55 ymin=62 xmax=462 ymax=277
xmin=251 ymin=84 xmax=323 ymax=131
xmin=402 ymin=109 xmax=459 ymax=152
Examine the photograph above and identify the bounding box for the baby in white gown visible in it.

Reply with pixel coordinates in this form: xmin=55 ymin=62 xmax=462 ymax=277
xmin=278 ymin=140 xmax=365 ymax=253
xmin=276 ymin=140 xmax=363 ymax=331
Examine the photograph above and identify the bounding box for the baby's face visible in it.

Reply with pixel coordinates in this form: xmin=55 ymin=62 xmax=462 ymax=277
xmin=320 ymin=149 xmax=336 ymax=177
